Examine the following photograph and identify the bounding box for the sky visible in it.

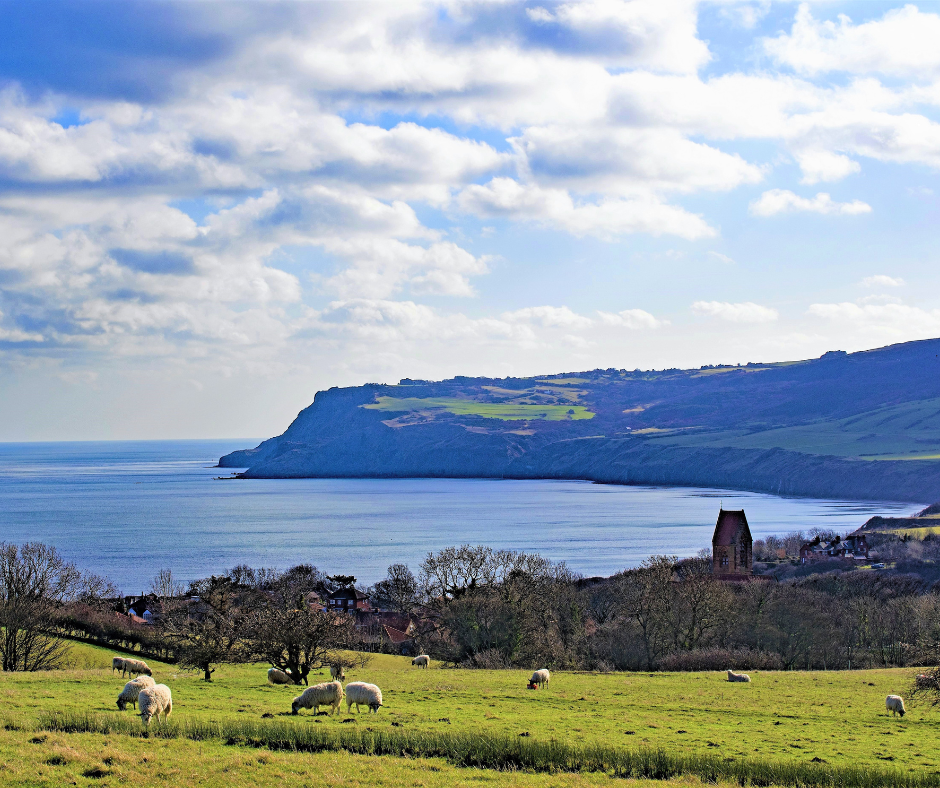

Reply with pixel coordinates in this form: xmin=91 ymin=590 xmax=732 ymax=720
xmin=1 ymin=0 xmax=940 ymax=441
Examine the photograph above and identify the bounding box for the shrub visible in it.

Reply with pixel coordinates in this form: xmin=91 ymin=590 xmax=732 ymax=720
xmin=657 ymin=648 xmax=783 ymax=672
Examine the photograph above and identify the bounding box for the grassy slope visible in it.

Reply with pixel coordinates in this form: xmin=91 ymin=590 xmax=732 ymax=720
xmin=646 ymin=398 xmax=940 ymax=460
xmin=364 ymin=397 xmax=595 ymax=422
xmin=1 ymin=642 xmax=935 ymax=780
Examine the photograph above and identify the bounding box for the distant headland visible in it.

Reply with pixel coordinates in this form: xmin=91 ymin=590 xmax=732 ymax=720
xmin=220 ymin=337 xmax=940 ymax=503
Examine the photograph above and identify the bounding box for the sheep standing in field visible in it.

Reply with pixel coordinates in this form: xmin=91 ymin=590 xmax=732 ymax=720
xmin=527 ymin=669 xmax=550 ymax=690
xmin=267 ymin=667 xmax=292 ymax=685
xmin=292 ymin=681 xmax=343 ymax=716
xmin=886 ymin=695 xmax=906 ymax=717
xmin=122 ymin=658 xmax=153 ymax=678
xmin=112 ymin=657 xmax=125 ymax=674
xmin=412 ymin=655 xmax=430 ymax=669
xmin=138 ymin=684 xmax=172 ymax=726
xmin=329 ymin=664 xmax=346 ymax=681
xmin=345 ymin=681 xmax=383 ymax=713
xmin=727 ymin=670 xmax=751 ymax=683
xmin=117 ymin=676 xmax=156 ymax=711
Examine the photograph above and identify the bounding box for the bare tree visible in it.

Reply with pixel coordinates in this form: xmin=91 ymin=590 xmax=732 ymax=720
xmin=246 ymin=572 xmax=354 ymax=685
xmin=615 ymin=556 xmax=676 ymax=670
xmin=160 ymin=575 xmax=251 ymax=681
xmin=149 ymin=568 xmax=184 ymax=601
xmin=0 ymin=542 xmax=114 ymax=671
xmin=371 ymin=564 xmax=418 ymax=613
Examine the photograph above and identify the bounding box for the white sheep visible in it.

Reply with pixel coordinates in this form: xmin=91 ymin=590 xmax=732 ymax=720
xmin=138 ymin=684 xmax=172 ymax=725
xmin=117 ymin=676 xmax=155 ymax=711
xmin=528 ymin=669 xmax=550 ymax=689
xmin=886 ymin=695 xmax=906 ymax=717
xmin=112 ymin=657 xmax=125 ymax=674
xmin=292 ymin=681 xmax=344 ymax=715
xmin=345 ymin=681 xmax=383 ymax=713
xmin=329 ymin=664 xmax=346 ymax=681
xmin=122 ymin=658 xmax=153 ymax=678
xmin=412 ymin=655 xmax=430 ymax=669
xmin=267 ymin=667 xmax=292 ymax=685
xmin=727 ymin=669 xmax=751 ymax=683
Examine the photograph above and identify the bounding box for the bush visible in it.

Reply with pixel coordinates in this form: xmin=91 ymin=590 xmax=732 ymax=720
xmin=657 ymin=648 xmax=784 ymax=672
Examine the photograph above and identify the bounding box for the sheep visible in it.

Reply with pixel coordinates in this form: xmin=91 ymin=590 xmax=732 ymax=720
xmin=527 ymin=669 xmax=550 ymax=689
xmin=116 ymin=676 xmax=155 ymax=711
xmin=886 ymin=695 xmax=906 ymax=717
xmin=291 ymin=681 xmax=343 ymax=716
xmin=727 ymin=669 xmax=751 ymax=683
xmin=329 ymin=664 xmax=346 ymax=681
xmin=412 ymin=655 xmax=430 ymax=669
xmin=112 ymin=657 xmax=125 ymax=674
xmin=345 ymin=681 xmax=383 ymax=713
xmin=267 ymin=667 xmax=292 ymax=685
xmin=122 ymin=658 xmax=153 ymax=678
xmin=138 ymin=684 xmax=172 ymax=726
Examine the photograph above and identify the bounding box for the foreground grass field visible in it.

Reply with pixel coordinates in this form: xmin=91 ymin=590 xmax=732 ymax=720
xmin=0 ymin=642 xmax=936 ymax=786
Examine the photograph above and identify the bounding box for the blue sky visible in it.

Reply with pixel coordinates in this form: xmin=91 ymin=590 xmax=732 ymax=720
xmin=1 ymin=0 xmax=939 ymax=440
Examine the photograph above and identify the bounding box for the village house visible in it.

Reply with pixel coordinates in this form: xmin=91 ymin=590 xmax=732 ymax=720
xmin=799 ymin=533 xmax=869 ymax=563
xmin=712 ymin=508 xmax=753 ymax=578
xmin=327 ymin=587 xmax=371 ymax=613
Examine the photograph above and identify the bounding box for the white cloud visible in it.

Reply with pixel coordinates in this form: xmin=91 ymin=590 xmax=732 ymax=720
xmin=749 ymin=189 xmax=872 ymax=217
xmin=692 ymin=301 xmax=779 ymax=323
xmin=459 ymin=178 xmax=716 ymax=240
xmin=707 ymin=251 xmax=735 ymax=265
xmin=808 ymin=301 xmax=940 ymax=336
xmin=502 ymin=305 xmax=594 ymax=330
xmin=765 ymin=4 xmax=940 ymax=77
xmin=793 ymin=149 xmax=860 ymax=184
xmin=860 ymin=275 xmax=904 ymax=289
xmin=596 ymin=309 xmax=666 ymax=329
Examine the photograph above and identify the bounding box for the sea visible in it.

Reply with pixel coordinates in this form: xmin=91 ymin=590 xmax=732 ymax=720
xmin=0 ymin=440 xmax=921 ymax=595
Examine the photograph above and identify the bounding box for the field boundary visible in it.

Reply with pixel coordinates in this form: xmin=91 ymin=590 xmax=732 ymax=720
xmin=33 ymin=711 xmax=939 ymax=788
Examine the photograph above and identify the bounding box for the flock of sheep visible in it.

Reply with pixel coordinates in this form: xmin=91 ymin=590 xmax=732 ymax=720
xmin=726 ymin=667 xmax=907 ymax=718
xmin=110 ymin=652 xmax=908 ymax=726
xmin=112 ymin=657 xmax=171 ymax=725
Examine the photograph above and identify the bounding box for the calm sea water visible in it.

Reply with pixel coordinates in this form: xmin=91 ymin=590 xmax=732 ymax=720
xmin=0 ymin=440 xmax=920 ymax=594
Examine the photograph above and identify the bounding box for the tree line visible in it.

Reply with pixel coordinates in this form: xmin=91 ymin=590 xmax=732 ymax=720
xmin=4 ymin=538 xmax=940 ymax=679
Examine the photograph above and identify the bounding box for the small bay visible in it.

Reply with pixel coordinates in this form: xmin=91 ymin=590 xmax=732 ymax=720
xmin=0 ymin=440 xmax=918 ymax=594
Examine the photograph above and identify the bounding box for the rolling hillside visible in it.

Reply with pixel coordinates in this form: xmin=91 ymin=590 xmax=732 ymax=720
xmin=220 ymin=338 xmax=940 ymax=503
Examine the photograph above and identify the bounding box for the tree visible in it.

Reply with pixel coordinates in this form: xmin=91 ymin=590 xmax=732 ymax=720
xmin=615 ymin=556 xmax=676 ymax=670
xmin=247 ymin=572 xmax=354 ymax=685
xmin=327 ymin=574 xmax=357 ymax=589
xmin=160 ymin=575 xmax=250 ymax=681
xmin=149 ymin=568 xmax=184 ymax=601
xmin=0 ymin=542 xmax=116 ymax=671
xmin=371 ymin=564 xmax=418 ymax=613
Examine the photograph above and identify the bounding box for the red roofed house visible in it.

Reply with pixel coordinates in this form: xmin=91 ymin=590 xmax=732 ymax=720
xmin=712 ymin=508 xmax=753 ymax=578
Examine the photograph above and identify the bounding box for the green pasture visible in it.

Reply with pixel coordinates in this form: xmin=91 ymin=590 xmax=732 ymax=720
xmin=649 ymin=397 xmax=940 ymax=460
xmin=363 ymin=396 xmax=594 ymax=421
xmin=0 ymin=641 xmax=935 ymax=781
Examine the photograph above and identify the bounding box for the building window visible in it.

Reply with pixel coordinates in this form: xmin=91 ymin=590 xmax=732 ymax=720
xmin=719 ymin=556 xmax=729 ymax=568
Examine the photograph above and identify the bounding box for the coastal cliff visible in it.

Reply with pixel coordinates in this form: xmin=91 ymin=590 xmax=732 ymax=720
xmin=221 ymin=337 xmax=940 ymax=503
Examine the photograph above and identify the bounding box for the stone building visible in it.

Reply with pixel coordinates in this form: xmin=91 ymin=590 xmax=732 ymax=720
xmin=712 ymin=508 xmax=753 ymax=577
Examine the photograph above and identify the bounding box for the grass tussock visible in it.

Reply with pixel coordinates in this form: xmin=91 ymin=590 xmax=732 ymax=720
xmin=39 ymin=710 xmax=938 ymax=788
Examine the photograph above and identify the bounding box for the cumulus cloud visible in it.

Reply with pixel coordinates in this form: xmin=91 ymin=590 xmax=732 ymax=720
xmin=765 ymin=4 xmax=940 ymax=77
xmin=808 ymin=301 xmax=940 ymax=337
xmin=860 ymin=275 xmax=904 ymax=289
xmin=459 ymin=178 xmax=716 ymax=239
xmin=749 ymin=189 xmax=872 ymax=217
xmin=692 ymin=301 xmax=779 ymax=323
xmin=596 ymin=309 xmax=666 ymax=329
xmin=502 ymin=305 xmax=594 ymax=330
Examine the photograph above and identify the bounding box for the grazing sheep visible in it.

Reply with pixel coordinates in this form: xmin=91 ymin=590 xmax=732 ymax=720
xmin=330 ymin=664 xmax=346 ymax=681
xmin=886 ymin=695 xmax=906 ymax=717
xmin=117 ymin=676 xmax=156 ymax=711
xmin=292 ymin=681 xmax=343 ymax=716
xmin=528 ymin=669 xmax=550 ymax=689
xmin=412 ymin=655 xmax=430 ymax=669
xmin=112 ymin=657 xmax=125 ymax=674
xmin=138 ymin=684 xmax=173 ymax=725
xmin=345 ymin=681 xmax=383 ymax=713
xmin=122 ymin=658 xmax=153 ymax=678
xmin=267 ymin=667 xmax=292 ymax=685
xmin=727 ymin=670 xmax=751 ymax=683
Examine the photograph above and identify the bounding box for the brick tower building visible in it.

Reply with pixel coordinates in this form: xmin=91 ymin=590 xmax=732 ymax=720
xmin=712 ymin=508 xmax=753 ymax=577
